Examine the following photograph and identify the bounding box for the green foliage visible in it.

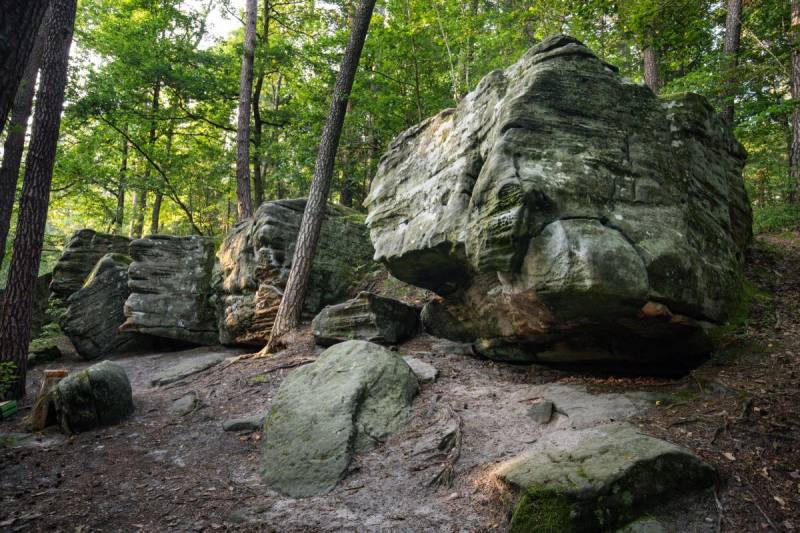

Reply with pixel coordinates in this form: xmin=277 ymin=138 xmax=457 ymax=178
xmin=0 ymin=361 xmax=17 ymax=397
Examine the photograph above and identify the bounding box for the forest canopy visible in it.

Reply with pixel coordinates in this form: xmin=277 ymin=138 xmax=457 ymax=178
xmin=0 ymin=0 xmax=795 ymax=279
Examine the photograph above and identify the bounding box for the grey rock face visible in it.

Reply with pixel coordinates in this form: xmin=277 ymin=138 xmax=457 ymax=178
xmin=402 ymin=356 xmax=438 ymax=383
xmin=223 ymin=414 xmax=265 ymax=432
xmin=149 ymin=351 xmax=226 ymax=387
xmin=218 ymin=199 xmax=374 ymax=346
xmin=496 ymin=422 xmax=715 ymax=532
xmin=121 ymin=235 xmax=218 ymax=345
xmin=262 ymin=340 xmax=419 ymax=497
xmin=312 ymin=291 xmax=419 ymax=346
xmin=50 ymin=230 xmax=131 ymax=299
xmin=61 ymin=253 xmax=145 ymax=359
xmin=53 ymin=360 xmax=134 ymax=433
xmin=366 ymin=35 xmax=751 ymax=368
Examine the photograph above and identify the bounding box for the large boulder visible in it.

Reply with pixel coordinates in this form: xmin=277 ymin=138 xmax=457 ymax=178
xmin=120 ymin=235 xmax=218 ymax=345
xmin=52 ymin=360 xmax=134 ymax=433
xmin=495 ymin=422 xmax=716 ymax=532
xmin=262 ymin=340 xmax=419 ymax=497
xmin=366 ymin=35 xmax=752 ymax=369
xmin=311 ymin=291 xmax=419 ymax=346
xmin=218 ymin=199 xmax=374 ymax=346
xmin=61 ymin=253 xmax=146 ymax=359
xmin=50 ymin=230 xmax=131 ymax=299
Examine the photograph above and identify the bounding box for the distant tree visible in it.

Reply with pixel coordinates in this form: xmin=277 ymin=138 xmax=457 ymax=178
xmin=721 ymin=0 xmax=743 ymax=124
xmin=0 ymin=9 xmax=50 ymax=266
xmin=264 ymin=0 xmax=377 ymax=353
xmin=0 ymin=0 xmax=50 ymax=137
xmin=0 ymin=0 xmax=78 ymax=400
xmin=235 ymin=0 xmax=258 ymax=220
xmin=791 ymin=0 xmax=800 ymax=203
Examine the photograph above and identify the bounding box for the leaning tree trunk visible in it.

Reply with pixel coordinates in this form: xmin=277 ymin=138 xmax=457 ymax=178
xmin=235 ymin=0 xmax=257 ymax=220
xmin=263 ymin=0 xmax=376 ymax=354
xmin=790 ymin=0 xmax=800 ymax=203
xmin=113 ymin=126 xmax=128 ymax=233
xmin=0 ymin=0 xmax=77 ymax=400
xmin=0 ymin=10 xmax=49 ymax=266
xmin=0 ymin=0 xmax=50 ymax=137
xmin=720 ymin=0 xmax=743 ymax=124
xmin=643 ymin=46 xmax=661 ymax=95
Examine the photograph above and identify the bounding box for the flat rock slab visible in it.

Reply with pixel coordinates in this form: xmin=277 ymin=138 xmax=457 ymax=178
xmin=312 ymin=292 xmax=419 ymax=346
xmin=169 ymin=392 xmax=199 ymax=416
xmin=150 ymin=352 xmax=226 ymax=387
xmin=223 ymin=414 xmax=265 ymax=432
xmin=262 ymin=340 xmax=419 ymax=498
xmin=496 ymin=422 xmax=715 ymax=532
xmin=402 ymin=356 xmax=438 ymax=383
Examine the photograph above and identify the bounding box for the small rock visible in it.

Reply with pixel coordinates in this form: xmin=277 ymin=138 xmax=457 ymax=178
xmin=222 ymin=414 xmax=265 ymax=432
xmin=402 ymin=356 xmax=438 ymax=383
xmin=169 ymin=392 xmax=199 ymax=416
xmin=526 ymin=400 xmax=554 ymax=424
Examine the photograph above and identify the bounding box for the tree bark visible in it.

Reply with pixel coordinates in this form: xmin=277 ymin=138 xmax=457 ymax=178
xmin=264 ymin=0 xmax=376 ymax=353
xmin=643 ymin=46 xmax=661 ymax=95
xmin=720 ymin=0 xmax=743 ymax=124
xmin=252 ymin=73 xmax=265 ymax=207
xmin=149 ymin=123 xmax=171 ymax=234
xmin=0 ymin=0 xmax=50 ymax=138
xmin=0 ymin=10 xmax=49 ymax=266
xmin=0 ymin=0 xmax=77 ymax=400
xmin=129 ymin=188 xmax=147 ymax=238
xmin=790 ymin=0 xmax=800 ymax=203
xmin=113 ymin=125 xmax=128 ymax=233
xmin=235 ymin=0 xmax=257 ymax=220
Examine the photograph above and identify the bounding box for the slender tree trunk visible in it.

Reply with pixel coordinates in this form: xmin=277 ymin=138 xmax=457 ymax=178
xmin=790 ymin=0 xmax=800 ymax=203
xmin=252 ymin=73 xmax=265 ymax=207
xmin=264 ymin=0 xmax=376 ymax=353
xmin=235 ymin=0 xmax=257 ymax=220
xmin=129 ymin=188 xmax=147 ymax=238
xmin=113 ymin=125 xmax=128 ymax=233
xmin=403 ymin=0 xmax=423 ymax=122
xmin=270 ymin=72 xmax=284 ymax=198
xmin=0 ymin=0 xmax=77 ymax=400
xmin=721 ymin=0 xmax=743 ymax=124
xmin=643 ymin=46 xmax=661 ymax=95
xmin=0 ymin=11 xmax=49 ymax=265
xmin=149 ymin=124 xmax=171 ymax=234
xmin=0 ymin=0 xmax=50 ymax=137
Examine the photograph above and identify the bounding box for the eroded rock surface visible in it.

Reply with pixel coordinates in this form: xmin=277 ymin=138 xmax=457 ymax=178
xmin=61 ymin=253 xmax=145 ymax=359
xmin=261 ymin=340 xmax=419 ymax=497
xmin=366 ymin=35 xmax=752 ymax=368
xmin=50 ymin=230 xmax=131 ymax=299
xmin=495 ymin=422 xmax=715 ymax=532
xmin=218 ymin=199 xmax=374 ymax=346
xmin=312 ymin=291 xmax=419 ymax=346
xmin=53 ymin=360 xmax=134 ymax=433
xmin=121 ymin=235 xmax=218 ymax=345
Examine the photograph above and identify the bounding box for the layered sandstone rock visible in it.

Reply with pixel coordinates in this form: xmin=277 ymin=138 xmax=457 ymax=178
xmin=50 ymin=229 xmax=131 ymax=299
xmin=366 ymin=35 xmax=751 ymax=369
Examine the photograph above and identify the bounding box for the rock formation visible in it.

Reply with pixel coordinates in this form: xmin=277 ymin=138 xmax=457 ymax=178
xmin=50 ymin=229 xmax=131 ymax=299
xmin=312 ymin=291 xmax=419 ymax=346
xmin=495 ymin=422 xmax=715 ymax=531
xmin=61 ymin=253 xmax=146 ymax=359
xmin=366 ymin=35 xmax=752 ymax=369
xmin=218 ymin=199 xmax=374 ymax=346
xmin=52 ymin=360 xmax=134 ymax=433
xmin=121 ymin=235 xmax=218 ymax=345
xmin=262 ymin=340 xmax=419 ymax=497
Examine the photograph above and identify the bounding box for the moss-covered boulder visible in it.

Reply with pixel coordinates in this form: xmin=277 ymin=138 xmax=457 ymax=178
xmin=61 ymin=253 xmax=147 ymax=359
xmin=262 ymin=340 xmax=419 ymax=497
xmin=52 ymin=360 xmax=134 ymax=433
xmin=218 ymin=199 xmax=375 ymax=346
xmin=27 ymin=323 xmax=78 ymax=367
xmin=495 ymin=422 xmax=715 ymax=532
xmin=366 ymin=34 xmax=751 ymax=369
xmin=311 ymin=291 xmax=419 ymax=346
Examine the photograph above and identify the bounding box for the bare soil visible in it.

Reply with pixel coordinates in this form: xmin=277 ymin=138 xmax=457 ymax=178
xmin=1 ymin=233 xmax=798 ymax=532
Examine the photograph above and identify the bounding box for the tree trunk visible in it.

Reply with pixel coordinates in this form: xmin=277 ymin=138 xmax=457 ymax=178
xmin=129 ymin=188 xmax=147 ymax=238
xmin=235 ymin=0 xmax=257 ymax=220
xmin=643 ymin=46 xmax=661 ymax=95
xmin=790 ymin=0 xmax=800 ymax=203
xmin=0 ymin=10 xmax=49 ymax=266
xmin=252 ymin=73 xmax=265 ymax=207
xmin=150 ymin=192 xmax=163 ymax=234
xmin=264 ymin=0 xmax=376 ymax=353
xmin=0 ymin=0 xmax=50 ymax=138
xmin=113 ymin=125 xmax=128 ymax=233
xmin=720 ymin=0 xmax=743 ymax=124
xmin=0 ymin=0 xmax=77 ymax=400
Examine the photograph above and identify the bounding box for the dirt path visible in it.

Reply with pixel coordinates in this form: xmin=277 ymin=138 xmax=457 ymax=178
xmin=1 ymin=234 xmax=798 ymax=532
